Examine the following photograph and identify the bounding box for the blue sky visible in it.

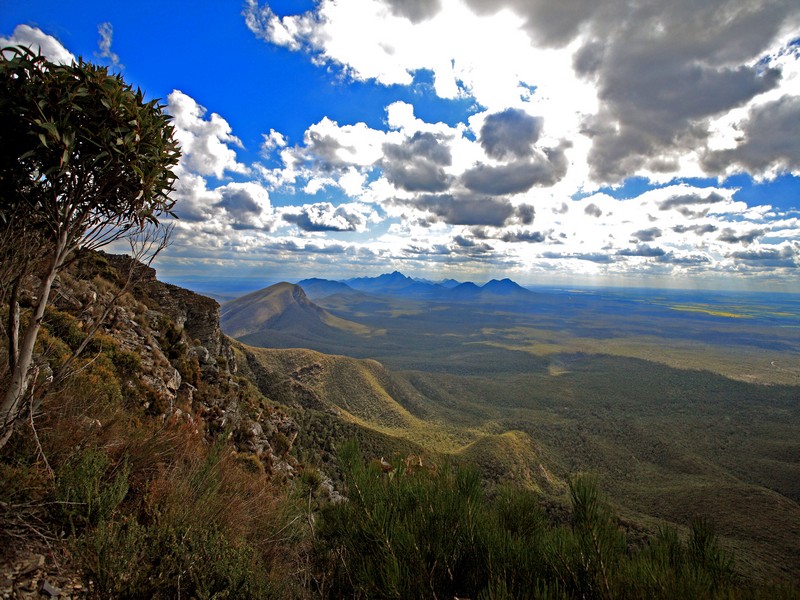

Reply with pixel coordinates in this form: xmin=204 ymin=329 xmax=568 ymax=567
xmin=2 ymin=0 xmax=799 ymax=292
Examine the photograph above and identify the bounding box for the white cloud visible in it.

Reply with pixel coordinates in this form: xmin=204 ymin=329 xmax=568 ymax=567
xmin=96 ymin=22 xmax=121 ymax=68
xmin=215 ymin=181 xmax=276 ymax=230
xmin=261 ymin=129 xmax=288 ymax=154
xmin=245 ymin=0 xmax=800 ymax=189
xmin=280 ymin=201 xmax=380 ymax=232
xmin=167 ymin=90 xmax=250 ymax=179
xmin=0 ymin=24 xmax=74 ymax=64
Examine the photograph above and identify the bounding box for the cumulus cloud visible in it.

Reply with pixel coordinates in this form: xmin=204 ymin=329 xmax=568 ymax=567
xmin=0 ymin=24 xmax=74 ymax=64
xmin=717 ymin=227 xmax=766 ymax=245
xmin=452 ymin=235 xmax=493 ymax=253
xmin=585 ymin=62 xmax=781 ymax=182
xmin=617 ymin=244 xmax=666 ymax=257
xmin=480 ymin=108 xmax=544 ymax=160
xmin=416 ymin=0 xmax=799 ymax=181
xmin=658 ymin=192 xmax=726 ymax=211
xmin=244 ymin=0 xmax=800 ymax=188
xmin=730 ymin=244 xmax=797 ymax=267
xmin=501 ymin=230 xmax=547 ymax=243
xmin=168 ymin=91 xmax=249 ymax=178
xmin=215 ymin=182 xmax=275 ymax=230
xmin=281 ymin=202 xmax=378 ymax=232
xmin=461 ymin=142 xmax=570 ymax=194
xmin=381 ymin=131 xmax=453 ymax=192
xmin=631 ymin=227 xmax=662 ymax=242
xmin=672 ymin=224 xmax=718 ymax=235
xmin=656 ymin=253 xmax=711 ymax=265
xmin=171 ymin=172 xmax=219 ymax=222
xmin=301 ymin=118 xmax=389 ymax=172
xmin=584 ymin=203 xmax=602 ymax=218
xmin=395 ymin=193 xmax=535 ymax=227
xmin=703 ymin=95 xmax=800 ymax=177
xmin=261 ymin=129 xmax=288 ymax=153
xmin=382 ymin=0 xmax=443 ymax=23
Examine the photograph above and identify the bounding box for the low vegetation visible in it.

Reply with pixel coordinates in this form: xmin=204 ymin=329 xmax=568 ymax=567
xmin=315 ymin=442 xmax=795 ymax=599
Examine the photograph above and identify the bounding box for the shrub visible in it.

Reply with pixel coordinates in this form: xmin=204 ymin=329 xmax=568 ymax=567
xmin=55 ymin=446 xmax=129 ymax=534
xmin=75 ymin=517 xmax=274 ymax=599
xmin=44 ymin=308 xmax=86 ymax=351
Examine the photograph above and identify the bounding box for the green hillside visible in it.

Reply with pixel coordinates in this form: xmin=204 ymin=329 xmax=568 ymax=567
xmin=238 ymin=345 xmax=479 ymax=453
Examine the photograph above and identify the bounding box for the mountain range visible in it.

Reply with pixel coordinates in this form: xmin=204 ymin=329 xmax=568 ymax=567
xmin=299 ymin=271 xmax=537 ymax=302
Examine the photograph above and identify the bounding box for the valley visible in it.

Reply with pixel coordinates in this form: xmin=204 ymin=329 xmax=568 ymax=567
xmin=222 ymin=274 xmax=800 ymax=582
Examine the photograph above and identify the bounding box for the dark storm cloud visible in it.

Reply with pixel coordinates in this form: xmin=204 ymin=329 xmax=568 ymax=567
xmin=631 ymin=227 xmax=662 ymax=242
xmin=702 ymin=95 xmax=800 ymax=175
xmin=584 ymin=203 xmax=602 ymax=217
xmin=617 ymin=244 xmax=666 ymax=257
xmin=396 ymin=194 xmax=536 ymax=227
xmin=717 ymin=227 xmax=766 ymax=245
xmin=400 ymin=194 xmax=513 ymax=226
xmin=382 ymin=0 xmax=443 ymax=22
xmin=465 ymin=0 xmax=603 ymax=47
xmin=462 ymin=142 xmax=570 ymax=194
xmin=382 ymin=131 xmax=453 ymax=192
xmin=573 ymin=39 xmax=605 ymax=76
xmin=516 ymin=203 xmax=535 ymax=225
xmin=586 ymin=60 xmax=781 ymax=182
xmin=480 ymin=108 xmax=544 ymax=160
xmin=658 ymin=192 xmax=726 ymax=211
xmin=672 ymin=224 xmax=718 ymax=235
xmin=464 ymin=0 xmax=798 ymax=183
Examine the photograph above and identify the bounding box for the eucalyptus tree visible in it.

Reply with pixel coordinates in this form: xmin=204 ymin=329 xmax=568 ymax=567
xmin=0 ymin=47 xmax=180 ymax=447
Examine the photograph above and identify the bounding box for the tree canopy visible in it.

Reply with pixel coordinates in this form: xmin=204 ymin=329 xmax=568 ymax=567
xmin=0 ymin=46 xmax=179 ymax=243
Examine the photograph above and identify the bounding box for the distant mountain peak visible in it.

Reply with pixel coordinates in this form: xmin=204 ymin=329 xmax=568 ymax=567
xmin=380 ymin=271 xmax=412 ymax=281
xmin=221 ymin=282 xmax=370 ymax=339
xmin=481 ymin=278 xmax=529 ymax=296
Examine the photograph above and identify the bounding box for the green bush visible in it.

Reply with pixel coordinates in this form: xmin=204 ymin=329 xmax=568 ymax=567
xmin=45 ymin=308 xmax=86 ymax=351
xmin=55 ymin=446 xmax=129 ymax=533
xmin=75 ymin=518 xmax=274 ymax=599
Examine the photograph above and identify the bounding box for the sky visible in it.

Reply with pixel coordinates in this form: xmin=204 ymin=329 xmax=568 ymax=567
xmin=2 ymin=0 xmax=800 ymax=292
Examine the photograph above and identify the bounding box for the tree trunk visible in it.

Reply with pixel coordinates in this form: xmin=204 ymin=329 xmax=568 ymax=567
xmin=7 ymin=277 xmax=20 ymax=373
xmin=0 ymin=236 xmax=66 ymax=449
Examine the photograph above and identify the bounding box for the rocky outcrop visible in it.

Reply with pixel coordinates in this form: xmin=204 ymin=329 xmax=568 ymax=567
xmin=104 ymin=254 xmax=236 ymax=378
xmin=53 ymin=251 xmax=299 ymax=478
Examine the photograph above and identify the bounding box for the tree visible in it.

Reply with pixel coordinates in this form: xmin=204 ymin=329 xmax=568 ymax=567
xmin=0 ymin=47 xmax=180 ymax=447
